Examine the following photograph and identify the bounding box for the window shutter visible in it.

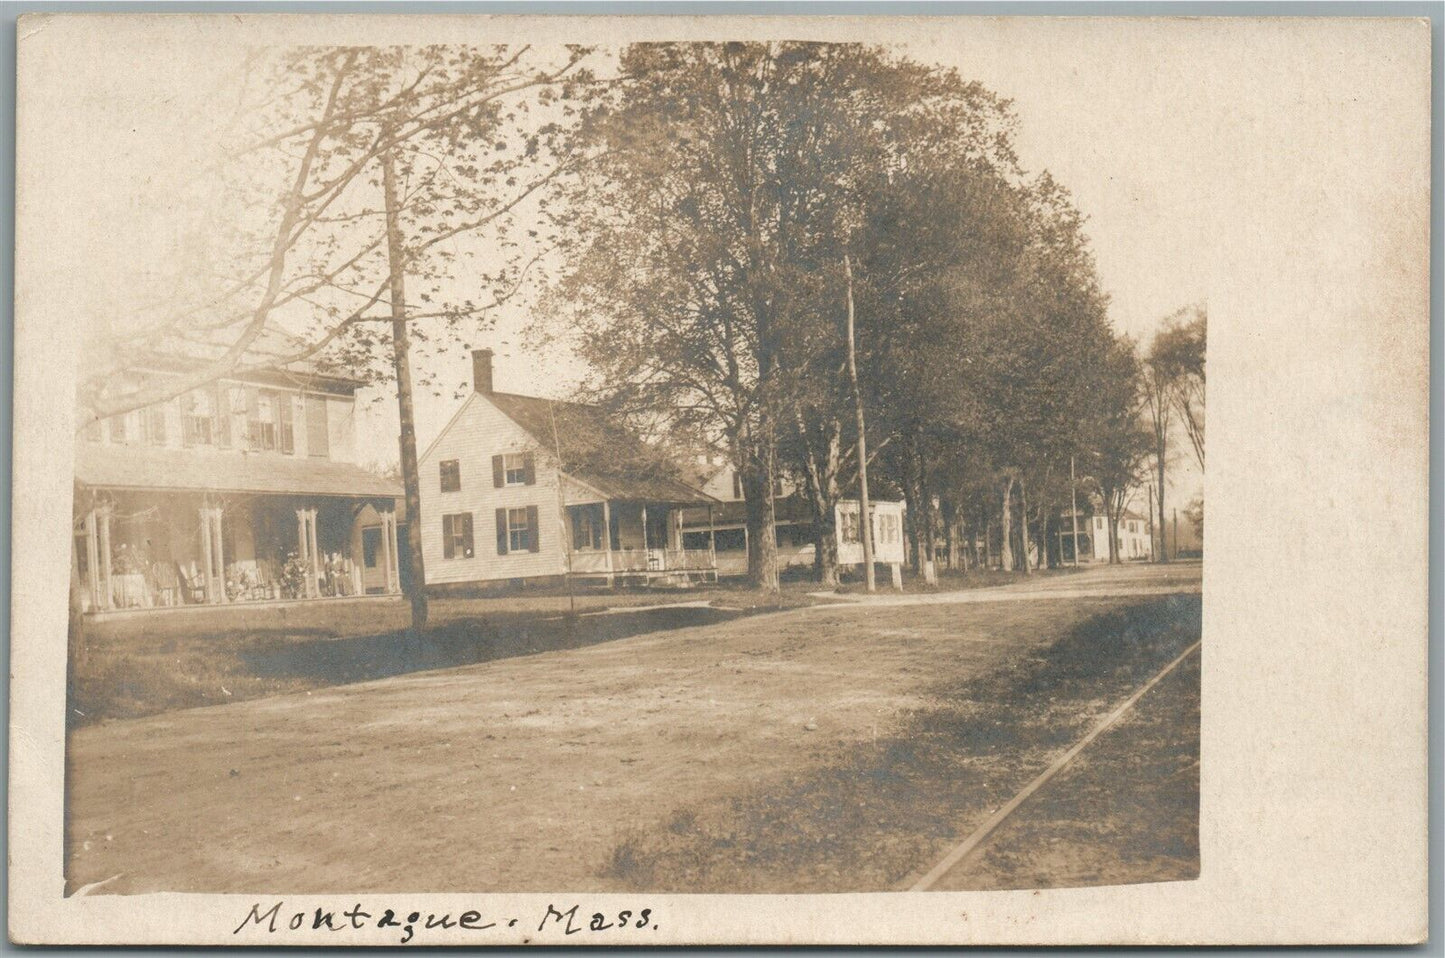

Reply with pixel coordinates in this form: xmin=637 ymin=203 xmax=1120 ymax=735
xmin=442 ymin=515 xmax=455 ymax=559
xmin=526 ymin=506 xmax=540 ymax=552
xmin=305 ymin=395 xmax=330 ymax=458
xmin=522 ymin=452 xmax=536 ymax=485
xmin=492 ymin=455 xmax=505 ymax=488
xmin=461 ymin=513 xmax=474 ymax=557
xmin=495 ymin=508 xmax=508 ymax=555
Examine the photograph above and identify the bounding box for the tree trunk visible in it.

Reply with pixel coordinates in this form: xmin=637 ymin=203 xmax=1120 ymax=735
xmin=740 ymin=449 xmax=779 ymax=593
xmin=941 ymin=499 xmax=957 ymax=572
xmin=902 ymin=444 xmax=924 ymax=574
xmin=382 ymin=147 xmax=428 ymax=632
xmin=1155 ymin=462 xmax=1169 ymax=562
xmin=797 ymin=412 xmax=842 ymax=587
xmin=1018 ymin=478 xmax=1032 ymax=576
xmin=916 ymin=436 xmax=937 ymax=573
xmin=1103 ymin=486 xmax=1120 ymax=564
xmin=999 ymin=476 xmax=1015 ymax=573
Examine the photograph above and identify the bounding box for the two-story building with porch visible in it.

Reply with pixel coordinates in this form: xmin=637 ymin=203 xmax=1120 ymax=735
xmin=73 ymin=343 xmax=404 ymax=617
xmin=417 ymin=350 xmax=719 ymax=591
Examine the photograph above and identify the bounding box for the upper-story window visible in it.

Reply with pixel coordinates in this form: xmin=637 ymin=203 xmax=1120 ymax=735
xmin=182 ymin=390 xmax=214 ymax=446
xmin=439 ymin=460 xmax=461 ymax=492
xmin=249 ymin=392 xmax=277 ymax=451
xmin=109 ymin=410 xmax=139 ymax=444
xmin=504 ymin=453 xmax=528 ymax=485
xmin=492 ymin=452 xmax=534 ymax=487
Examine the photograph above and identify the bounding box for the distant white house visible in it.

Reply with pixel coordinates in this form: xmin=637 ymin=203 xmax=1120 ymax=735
xmin=417 ymin=350 xmax=720 ymax=590
xmin=1060 ymin=508 xmax=1153 ymax=562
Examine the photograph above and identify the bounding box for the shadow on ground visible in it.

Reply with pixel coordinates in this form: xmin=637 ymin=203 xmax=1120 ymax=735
xmin=238 ymin=607 xmax=739 ymax=685
xmin=70 ymin=606 xmax=740 ymax=726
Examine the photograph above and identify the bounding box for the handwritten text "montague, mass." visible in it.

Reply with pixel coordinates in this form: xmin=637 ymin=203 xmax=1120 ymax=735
xmin=233 ymin=901 xmax=657 ymax=944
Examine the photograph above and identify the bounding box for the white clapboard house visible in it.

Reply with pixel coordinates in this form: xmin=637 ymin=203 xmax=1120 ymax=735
xmin=417 ymin=350 xmax=720 ymax=590
xmin=73 ymin=335 xmax=404 ymax=617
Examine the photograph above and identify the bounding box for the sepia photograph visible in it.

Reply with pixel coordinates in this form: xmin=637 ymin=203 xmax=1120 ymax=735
xmin=9 ymin=11 xmax=1429 ymax=946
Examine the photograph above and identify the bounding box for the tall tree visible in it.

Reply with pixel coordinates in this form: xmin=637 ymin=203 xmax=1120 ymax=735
xmin=1081 ymin=337 xmax=1151 ymax=563
xmin=1152 ymin=303 xmax=1207 ymax=470
xmin=554 ymin=42 xmax=1011 ymax=589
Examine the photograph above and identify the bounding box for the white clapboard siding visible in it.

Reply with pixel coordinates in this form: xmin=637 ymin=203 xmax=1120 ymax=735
xmin=417 ymin=392 xmax=567 ymax=585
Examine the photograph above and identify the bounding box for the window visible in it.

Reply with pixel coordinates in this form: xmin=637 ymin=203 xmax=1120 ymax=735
xmin=305 ymin=395 xmax=329 ymax=458
xmin=109 ymin=411 xmax=134 ymax=444
xmin=507 ymin=507 xmax=532 ymax=552
xmin=504 ymin=453 xmax=529 ymax=485
xmin=277 ymin=395 xmax=295 ymax=455
xmin=442 ymin=513 xmax=474 ymax=559
xmin=248 ymin=391 xmax=277 ymax=451
xmin=439 ymin=460 xmax=461 ymax=493
xmin=495 ymin=506 xmax=540 ymax=554
xmin=182 ymin=390 xmax=214 ymax=446
xmin=840 ymin=510 xmax=859 ymax=543
xmin=362 ymin=527 xmax=382 ymax=568
xmin=572 ymin=504 xmax=603 ymax=551
xmin=492 ymin=452 xmax=534 ymax=487
xmin=145 ymin=405 xmax=167 ymax=446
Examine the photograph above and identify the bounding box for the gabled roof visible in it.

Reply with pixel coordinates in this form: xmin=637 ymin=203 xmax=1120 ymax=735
xmin=76 ymin=444 xmax=402 ymax=499
xmin=483 ymin=391 xmax=716 ymax=506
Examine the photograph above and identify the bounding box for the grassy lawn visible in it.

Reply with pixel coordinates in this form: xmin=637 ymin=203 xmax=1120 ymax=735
xmin=65 ymin=585 xmax=1200 ymax=895
xmin=931 ymin=650 xmax=1201 ymax=891
xmin=604 ymin=595 xmax=1200 ymax=892
xmin=70 ymin=565 xmax=1079 ymax=725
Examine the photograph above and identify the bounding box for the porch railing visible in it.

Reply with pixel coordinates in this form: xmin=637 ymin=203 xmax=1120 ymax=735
xmin=567 ymin=548 xmax=716 ymax=575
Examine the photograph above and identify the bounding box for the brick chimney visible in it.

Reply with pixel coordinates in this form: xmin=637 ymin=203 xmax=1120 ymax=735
xmin=472 ymin=348 xmax=494 ymax=394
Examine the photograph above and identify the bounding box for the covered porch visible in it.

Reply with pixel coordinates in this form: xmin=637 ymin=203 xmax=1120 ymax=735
xmin=73 ymin=487 xmax=403 ymax=615
xmin=562 ymin=498 xmax=718 ymax=587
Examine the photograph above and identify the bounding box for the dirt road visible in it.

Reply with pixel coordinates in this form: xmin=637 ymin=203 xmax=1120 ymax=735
xmin=66 ymin=562 xmax=1201 ymax=894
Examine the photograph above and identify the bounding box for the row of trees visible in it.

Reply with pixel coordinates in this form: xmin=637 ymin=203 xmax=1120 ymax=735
xmin=82 ymin=42 xmax=1206 ymax=626
xmin=552 ymin=42 xmax=1205 ymax=588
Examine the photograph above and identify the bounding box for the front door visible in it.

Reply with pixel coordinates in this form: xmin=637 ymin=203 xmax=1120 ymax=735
xmin=361 ymin=525 xmax=387 ymax=594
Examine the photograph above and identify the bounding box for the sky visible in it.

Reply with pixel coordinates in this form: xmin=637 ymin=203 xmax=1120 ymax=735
xmin=352 ymin=32 xmax=1210 ymax=505
xmin=50 ymin=25 xmax=1208 ymax=506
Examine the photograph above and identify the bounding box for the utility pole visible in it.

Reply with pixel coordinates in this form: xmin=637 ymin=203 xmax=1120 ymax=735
xmin=1173 ymin=507 xmax=1179 ymax=562
xmin=381 ymin=146 xmax=428 ymax=633
xmin=844 ymin=255 xmax=875 ymax=592
xmin=1070 ymin=455 xmax=1080 ymax=566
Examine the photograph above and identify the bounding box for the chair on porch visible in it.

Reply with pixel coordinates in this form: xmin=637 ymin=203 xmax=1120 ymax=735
xmin=174 ymin=561 xmax=205 ymax=604
xmin=149 ymin=562 xmax=181 ymax=608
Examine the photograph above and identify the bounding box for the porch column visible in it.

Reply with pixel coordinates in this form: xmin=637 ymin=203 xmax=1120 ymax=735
xmin=96 ymin=504 xmax=114 ymax=610
xmin=84 ymin=507 xmax=104 ymax=610
xmin=706 ymin=503 xmax=716 ymax=582
xmin=307 ymin=508 xmax=322 ymax=597
xmin=211 ymin=508 xmax=227 ymax=603
xmin=296 ymin=508 xmax=313 ymax=598
xmin=377 ymin=511 xmax=392 ymax=594
xmin=384 ymin=510 xmax=400 ymax=594
xmin=601 ymin=500 xmax=614 ymax=586
xmin=200 ymin=508 xmax=213 ymax=603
